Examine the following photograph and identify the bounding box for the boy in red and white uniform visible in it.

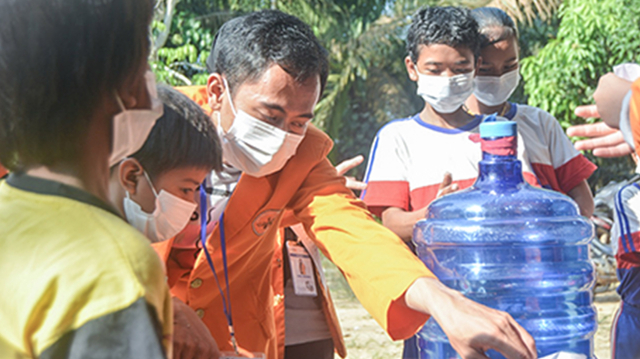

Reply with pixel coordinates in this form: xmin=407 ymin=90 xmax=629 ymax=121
xmin=362 ymin=6 xmax=596 ymax=244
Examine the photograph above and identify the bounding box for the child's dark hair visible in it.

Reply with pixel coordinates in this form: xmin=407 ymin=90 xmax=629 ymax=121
xmin=406 ymin=6 xmax=481 ymax=63
xmin=130 ymin=85 xmax=222 ymax=181
xmin=471 ymin=7 xmax=519 ymax=48
xmin=0 ymin=0 xmax=154 ymax=172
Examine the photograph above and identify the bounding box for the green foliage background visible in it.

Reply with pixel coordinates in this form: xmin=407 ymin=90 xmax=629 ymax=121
xmin=520 ymin=0 xmax=640 ymax=188
xmin=152 ymin=0 xmax=640 ymax=189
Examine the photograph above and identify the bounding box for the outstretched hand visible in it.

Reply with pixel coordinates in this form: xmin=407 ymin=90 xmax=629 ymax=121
xmin=566 ymin=105 xmax=632 ymax=158
xmin=406 ymin=277 xmax=537 ymax=359
xmin=436 ymin=172 xmax=459 ymax=199
xmin=335 ymin=155 xmax=367 ymax=191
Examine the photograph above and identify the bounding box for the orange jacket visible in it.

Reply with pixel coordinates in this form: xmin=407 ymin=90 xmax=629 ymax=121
xmin=0 ymin=164 xmax=7 ymax=178
xmin=154 ymin=86 xmax=435 ymax=359
xmin=272 ymin=222 xmax=347 ymax=359
xmin=629 ymin=78 xmax=640 ymax=153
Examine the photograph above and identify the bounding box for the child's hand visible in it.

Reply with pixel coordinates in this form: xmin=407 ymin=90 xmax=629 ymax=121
xmin=436 ymin=172 xmax=459 ymax=199
xmin=172 ymin=297 xmax=221 ymax=359
xmin=335 ymin=155 xmax=367 ymax=191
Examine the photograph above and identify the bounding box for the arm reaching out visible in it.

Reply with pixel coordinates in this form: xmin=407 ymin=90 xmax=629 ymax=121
xmin=405 ymin=277 xmax=537 ymax=359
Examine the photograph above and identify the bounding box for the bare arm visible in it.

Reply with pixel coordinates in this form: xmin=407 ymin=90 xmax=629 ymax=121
xmin=567 ymin=180 xmax=594 ymax=218
xmin=381 ymin=206 xmax=427 ymax=242
xmin=381 ymin=173 xmax=459 ymax=242
xmin=405 ymin=277 xmax=537 ymax=359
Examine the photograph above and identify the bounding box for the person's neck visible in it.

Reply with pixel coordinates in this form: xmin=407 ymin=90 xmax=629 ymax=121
xmin=465 ymin=94 xmax=509 ymax=116
xmin=26 ymin=163 xmax=110 ymax=202
xmin=419 ymin=104 xmax=477 ymax=129
xmin=25 ymin=108 xmax=114 ymax=204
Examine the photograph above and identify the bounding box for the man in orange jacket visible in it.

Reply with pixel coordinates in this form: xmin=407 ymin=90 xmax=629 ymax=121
xmin=154 ymin=10 xmax=536 ymax=359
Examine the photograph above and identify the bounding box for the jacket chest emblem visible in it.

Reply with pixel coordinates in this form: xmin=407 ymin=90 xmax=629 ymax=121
xmin=252 ymin=209 xmax=281 ymax=236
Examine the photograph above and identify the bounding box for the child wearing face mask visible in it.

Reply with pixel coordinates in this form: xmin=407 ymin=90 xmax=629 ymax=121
xmin=465 ymin=7 xmax=596 ymax=218
xmin=109 ymin=85 xmax=221 ymax=243
xmin=362 ymin=6 xmax=597 ymax=241
xmin=108 ymin=85 xmax=223 ymax=359
xmin=360 ymin=8 xmax=594 ymax=358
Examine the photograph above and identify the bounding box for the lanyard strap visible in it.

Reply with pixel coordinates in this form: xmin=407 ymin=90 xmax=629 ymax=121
xmin=199 ymin=185 xmax=238 ymax=353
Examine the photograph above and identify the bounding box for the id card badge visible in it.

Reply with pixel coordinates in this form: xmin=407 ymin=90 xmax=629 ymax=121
xmin=286 ymin=241 xmax=317 ymax=296
xmin=220 ymin=351 xmax=266 ymax=359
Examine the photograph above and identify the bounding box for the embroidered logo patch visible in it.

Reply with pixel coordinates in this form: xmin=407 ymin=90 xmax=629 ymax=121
xmin=252 ymin=209 xmax=281 ymax=236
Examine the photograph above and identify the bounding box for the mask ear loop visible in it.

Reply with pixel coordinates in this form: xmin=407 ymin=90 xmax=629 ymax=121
xmin=142 ymin=170 xmax=160 ymax=198
xmin=113 ymin=91 xmax=126 ymax=112
xmin=215 ymin=111 xmax=222 ymax=128
xmin=222 ymin=77 xmax=238 ymax=116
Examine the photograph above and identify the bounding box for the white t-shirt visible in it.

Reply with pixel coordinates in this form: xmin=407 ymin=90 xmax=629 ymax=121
xmin=362 ymin=104 xmax=596 ymax=215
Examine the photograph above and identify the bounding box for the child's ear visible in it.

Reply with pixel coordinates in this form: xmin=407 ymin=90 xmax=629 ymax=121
xmin=118 ymin=158 xmax=144 ymax=195
xmin=207 ymin=73 xmax=226 ymax=111
xmin=405 ymin=56 xmax=419 ymax=82
xmin=115 ymin=66 xmax=149 ymax=110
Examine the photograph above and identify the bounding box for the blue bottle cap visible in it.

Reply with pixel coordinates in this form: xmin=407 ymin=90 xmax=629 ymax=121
xmin=479 ymin=117 xmax=517 ymax=139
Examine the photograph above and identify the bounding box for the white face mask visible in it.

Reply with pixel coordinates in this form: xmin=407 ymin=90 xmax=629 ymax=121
xmin=109 ymin=71 xmax=164 ymax=167
xmin=473 ymin=68 xmax=520 ymax=107
xmin=123 ymin=171 xmax=197 ymax=243
xmin=216 ymin=79 xmax=304 ymax=177
xmin=416 ymin=70 xmax=475 ymax=114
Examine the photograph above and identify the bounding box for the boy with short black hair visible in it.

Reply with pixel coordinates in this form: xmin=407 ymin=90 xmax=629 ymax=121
xmin=109 ymin=85 xmax=222 ymax=244
xmin=0 ymin=0 xmax=172 ymax=357
xmin=108 ymin=85 xmax=223 ymax=359
xmin=363 ymin=6 xmax=546 ymax=242
xmin=362 ymin=8 xmax=544 ymax=358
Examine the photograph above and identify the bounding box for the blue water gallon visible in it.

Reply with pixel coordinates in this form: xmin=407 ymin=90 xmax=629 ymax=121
xmin=413 ymin=119 xmax=597 ymax=359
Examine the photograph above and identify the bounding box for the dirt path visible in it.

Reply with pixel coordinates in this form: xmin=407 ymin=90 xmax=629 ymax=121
xmin=324 ymin=258 xmax=620 ymax=359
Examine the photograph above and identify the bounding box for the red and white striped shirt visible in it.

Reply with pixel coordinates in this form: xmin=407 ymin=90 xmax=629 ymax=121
xmin=362 ymin=104 xmax=596 ymax=216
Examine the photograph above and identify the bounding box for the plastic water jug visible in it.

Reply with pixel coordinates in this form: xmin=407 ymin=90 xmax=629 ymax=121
xmin=413 ymin=119 xmax=597 ymax=359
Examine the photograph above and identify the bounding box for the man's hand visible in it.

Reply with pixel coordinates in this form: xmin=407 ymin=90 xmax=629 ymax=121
xmin=405 ymin=277 xmax=537 ymax=359
xmin=173 ymin=297 xmax=221 ymax=359
xmin=335 ymin=155 xmax=367 ymax=191
xmin=436 ymin=172 xmax=459 ymax=199
xmin=567 ymin=105 xmax=633 ymax=157
xmin=592 ymin=73 xmax=633 ymax=128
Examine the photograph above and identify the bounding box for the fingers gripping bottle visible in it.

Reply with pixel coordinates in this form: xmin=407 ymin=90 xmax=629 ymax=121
xmin=414 ymin=117 xmax=597 ymax=359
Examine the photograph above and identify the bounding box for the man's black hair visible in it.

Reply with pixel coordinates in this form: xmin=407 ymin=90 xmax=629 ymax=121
xmin=471 ymin=7 xmax=519 ymax=48
xmin=406 ymin=6 xmax=481 ymax=63
xmin=131 ymin=86 xmax=222 ymax=181
xmin=0 ymin=0 xmax=154 ymax=172
xmin=206 ymin=10 xmax=329 ymax=95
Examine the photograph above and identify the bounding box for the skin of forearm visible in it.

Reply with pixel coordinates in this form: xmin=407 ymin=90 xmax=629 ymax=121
xmin=567 ymin=180 xmax=594 ymax=218
xmin=381 ymin=206 xmax=426 ymax=242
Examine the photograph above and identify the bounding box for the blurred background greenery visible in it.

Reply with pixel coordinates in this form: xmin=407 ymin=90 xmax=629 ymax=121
xmin=151 ymin=0 xmax=640 ymax=191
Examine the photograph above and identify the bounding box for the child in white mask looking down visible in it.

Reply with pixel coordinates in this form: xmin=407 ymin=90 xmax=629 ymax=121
xmin=109 ymin=85 xmax=222 ymax=242
xmin=108 ymin=85 xmax=223 ymax=359
xmin=464 ymin=7 xmax=596 ymax=217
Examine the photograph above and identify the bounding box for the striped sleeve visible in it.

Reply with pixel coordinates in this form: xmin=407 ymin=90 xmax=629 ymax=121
xmin=612 ymin=183 xmax=640 ymax=306
xmin=362 ymin=122 xmax=411 ymax=216
xmin=614 ymin=184 xmax=640 ymax=257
